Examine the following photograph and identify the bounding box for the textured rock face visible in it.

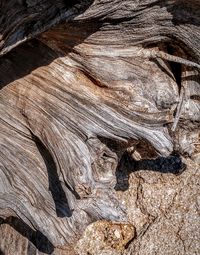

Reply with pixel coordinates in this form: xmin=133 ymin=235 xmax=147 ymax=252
xmin=75 ymin=221 xmax=135 ymax=255
xmin=75 ymin=157 xmax=200 ymax=255
xmin=125 ymin=158 xmax=200 ymax=255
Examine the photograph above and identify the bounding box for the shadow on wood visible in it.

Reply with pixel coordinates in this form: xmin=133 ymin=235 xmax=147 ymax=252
xmin=0 ymin=217 xmax=54 ymax=254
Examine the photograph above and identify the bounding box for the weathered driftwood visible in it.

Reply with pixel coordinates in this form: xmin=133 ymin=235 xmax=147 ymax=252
xmin=0 ymin=0 xmax=199 ymax=252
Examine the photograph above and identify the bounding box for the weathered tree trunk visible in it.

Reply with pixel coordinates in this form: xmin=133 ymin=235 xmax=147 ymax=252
xmin=0 ymin=0 xmax=199 ymax=254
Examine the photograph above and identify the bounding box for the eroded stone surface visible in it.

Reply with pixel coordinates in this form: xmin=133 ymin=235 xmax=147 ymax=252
xmin=75 ymin=157 xmax=200 ymax=255
xmin=75 ymin=221 xmax=135 ymax=255
xmin=124 ymin=158 xmax=200 ymax=255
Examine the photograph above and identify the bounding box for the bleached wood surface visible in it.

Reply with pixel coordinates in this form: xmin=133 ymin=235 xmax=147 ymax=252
xmin=0 ymin=0 xmax=199 ymax=253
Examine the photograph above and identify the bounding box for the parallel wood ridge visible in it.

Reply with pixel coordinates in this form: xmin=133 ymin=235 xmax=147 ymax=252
xmin=0 ymin=0 xmax=199 ymax=251
xmin=0 ymin=0 xmax=93 ymax=56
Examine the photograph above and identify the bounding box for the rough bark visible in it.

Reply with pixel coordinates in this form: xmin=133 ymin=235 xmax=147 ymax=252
xmin=0 ymin=0 xmax=199 ymax=254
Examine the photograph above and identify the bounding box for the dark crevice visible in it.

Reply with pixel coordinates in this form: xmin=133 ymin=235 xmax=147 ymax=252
xmin=0 ymin=19 xmax=99 ymax=90
xmin=153 ymin=58 xmax=175 ymax=81
xmin=190 ymin=95 xmax=200 ymax=101
xmin=124 ymin=235 xmax=137 ymax=250
xmin=0 ymin=39 xmax=58 ymax=90
xmin=166 ymin=1 xmax=200 ymax=27
xmin=167 ymin=45 xmax=182 ymax=93
xmin=0 ymin=0 xmax=95 ymax=56
xmin=115 ymin=151 xmax=186 ymax=191
xmin=33 ymin=135 xmax=73 ymax=218
xmin=97 ymin=136 xmax=128 ymax=156
xmin=0 ymin=216 xmax=54 ymax=254
xmin=63 ymin=180 xmax=81 ymax=200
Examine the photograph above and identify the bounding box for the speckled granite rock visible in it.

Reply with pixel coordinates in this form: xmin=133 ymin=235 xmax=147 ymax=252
xmin=75 ymin=221 xmax=135 ymax=255
xmin=74 ymin=157 xmax=200 ymax=255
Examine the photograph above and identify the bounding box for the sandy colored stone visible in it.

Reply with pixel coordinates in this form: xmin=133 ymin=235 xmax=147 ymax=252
xmin=123 ymin=158 xmax=200 ymax=255
xmin=73 ymin=157 xmax=200 ymax=255
xmin=75 ymin=221 xmax=135 ymax=255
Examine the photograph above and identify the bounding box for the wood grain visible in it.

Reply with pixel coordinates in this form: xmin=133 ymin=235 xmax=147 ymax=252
xmin=0 ymin=0 xmax=199 ymax=252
